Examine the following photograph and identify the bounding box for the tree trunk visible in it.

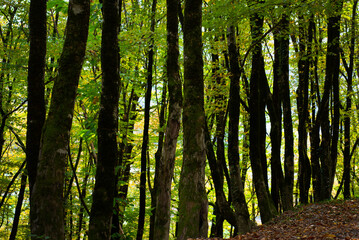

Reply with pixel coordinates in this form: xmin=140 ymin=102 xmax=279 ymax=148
xmin=227 ymin=25 xmax=251 ymax=233
xmin=88 ymin=0 xmax=120 ymax=238
xmin=249 ymin=10 xmax=277 ymax=224
xmin=319 ymin=0 xmax=343 ymax=200
xmin=26 ymin=0 xmax=46 ymax=196
xmin=136 ymin=1 xmax=156 ymax=239
xmin=9 ymin=174 xmax=26 ymax=240
xmin=177 ymin=0 xmax=208 ymax=238
xmin=277 ymin=14 xmax=294 ymax=211
xmin=297 ymin=11 xmax=312 ymax=204
xmin=153 ymin=0 xmax=183 ymax=238
xmin=30 ymin=0 xmax=90 ymax=238
xmin=149 ymin=77 xmax=166 ymax=240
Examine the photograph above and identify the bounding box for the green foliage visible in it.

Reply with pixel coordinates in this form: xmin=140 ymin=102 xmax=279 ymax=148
xmin=1 ymin=0 xmax=359 ymax=239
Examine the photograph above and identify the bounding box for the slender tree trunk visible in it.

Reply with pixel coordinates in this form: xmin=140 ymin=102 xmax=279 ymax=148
xmin=269 ymin=39 xmax=282 ymax=211
xmin=249 ymin=9 xmax=277 ymax=224
xmin=9 ymin=174 xmax=26 ymax=240
xmin=30 ymin=0 xmax=90 ymax=238
xmin=88 ymin=0 xmax=120 ymax=238
xmin=277 ymin=14 xmax=294 ymax=211
xmin=136 ymin=1 xmax=156 ymax=239
xmin=153 ymin=0 xmax=182 ymax=238
xmin=177 ymin=0 xmax=208 ymax=238
xmin=328 ymin=0 xmax=343 ymax=198
xmin=227 ymin=25 xmax=251 ymax=233
xmin=297 ymin=11 xmax=312 ymax=204
xmin=212 ymin=43 xmax=226 ymax=238
xmin=77 ymin=165 xmax=89 ymax=240
xmin=310 ymin=22 xmax=322 ymax=202
xmin=149 ymin=80 xmax=166 ymax=240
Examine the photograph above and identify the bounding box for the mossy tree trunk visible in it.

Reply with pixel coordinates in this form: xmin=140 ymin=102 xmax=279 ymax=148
xmin=88 ymin=0 xmax=120 ymax=238
xmin=30 ymin=0 xmax=90 ymax=238
xmin=177 ymin=0 xmax=208 ymax=239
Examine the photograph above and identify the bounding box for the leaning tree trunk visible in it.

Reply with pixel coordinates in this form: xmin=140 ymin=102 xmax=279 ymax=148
xmin=177 ymin=0 xmax=208 ymax=238
xmin=153 ymin=0 xmax=183 ymax=238
xmin=88 ymin=0 xmax=120 ymax=238
xmin=30 ymin=0 xmax=90 ymax=238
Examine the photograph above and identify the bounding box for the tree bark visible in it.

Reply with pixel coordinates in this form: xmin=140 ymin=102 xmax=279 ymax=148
xmin=30 ymin=0 xmax=90 ymax=238
xmin=277 ymin=14 xmax=294 ymax=211
xmin=227 ymin=25 xmax=251 ymax=233
xmin=249 ymin=9 xmax=277 ymax=224
xmin=297 ymin=10 xmax=312 ymax=204
xmin=318 ymin=0 xmax=343 ymax=200
xmin=88 ymin=0 xmax=120 ymax=238
xmin=153 ymin=0 xmax=183 ymax=238
xmin=177 ymin=0 xmax=208 ymax=238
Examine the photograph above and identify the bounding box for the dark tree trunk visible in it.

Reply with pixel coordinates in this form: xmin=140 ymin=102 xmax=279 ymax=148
xmin=319 ymin=0 xmax=343 ymax=200
xmin=111 ymin=88 xmax=137 ymax=239
xmin=137 ymin=1 xmax=156 ymax=239
xmin=277 ymin=14 xmax=294 ymax=211
xmin=297 ymin=12 xmax=312 ymax=204
xmin=249 ymin=10 xmax=277 ymax=224
xmin=269 ymin=34 xmax=282 ymax=211
xmin=77 ymin=164 xmax=89 ymax=240
xmin=153 ymin=0 xmax=183 ymax=238
xmin=9 ymin=174 xmax=27 ymax=240
xmin=30 ymin=0 xmax=90 ymax=238
xmin=310 ymin=21 xmax=322 ymax=202
xmin=328 ymin=0 xmax=343 ymax=199
xmin=211 ymin=43 xmax=227 ymax=238
xmin=88 ymin=0 xmax=120 ymax=238
xmin=26 ymin=0 xmax=46 ymax=196
xmin=149 ymin=77 xmax=166 ymax=240
xmin=177 ymin=0 xmax=208 ymax=238
xmin=205 ymin=122 xmax=237 ymax=228
xmin=227 ymin=25 xmax=251 ymax=233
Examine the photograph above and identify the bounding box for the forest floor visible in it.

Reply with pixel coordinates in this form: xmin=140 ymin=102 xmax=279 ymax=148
xmin=200 ymin=199 xmax=359 ymax=240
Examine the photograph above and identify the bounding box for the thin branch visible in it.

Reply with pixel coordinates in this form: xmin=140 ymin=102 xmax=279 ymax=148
xmin=0 ymin=160 xmax=26 ymax=211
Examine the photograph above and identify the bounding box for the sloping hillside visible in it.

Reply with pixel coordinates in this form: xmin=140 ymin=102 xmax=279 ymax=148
xmin=194 ymin=199 xmax=359 ymax=240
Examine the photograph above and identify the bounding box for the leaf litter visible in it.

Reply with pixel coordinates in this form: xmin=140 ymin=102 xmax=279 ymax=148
xmin=191 ymin=199 xmax=359 ymax=240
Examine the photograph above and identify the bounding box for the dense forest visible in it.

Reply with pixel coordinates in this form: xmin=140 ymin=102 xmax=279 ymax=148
xmin=0 ymin=0 xmax=358 ymax=239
